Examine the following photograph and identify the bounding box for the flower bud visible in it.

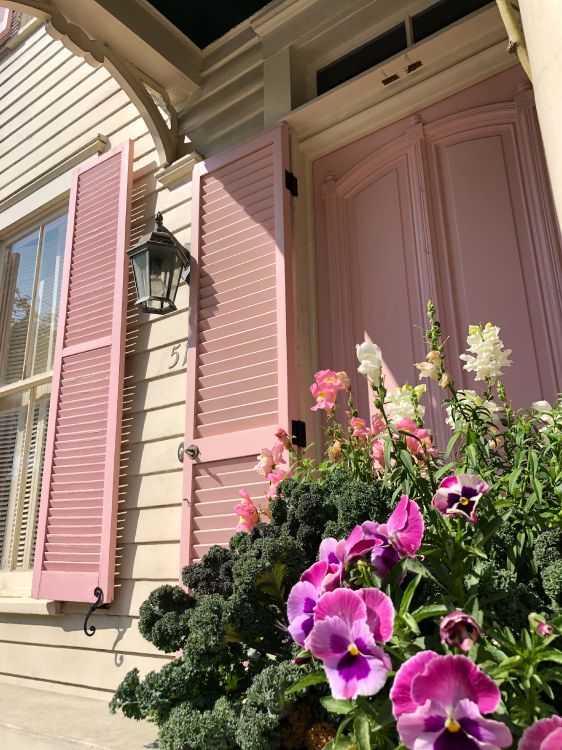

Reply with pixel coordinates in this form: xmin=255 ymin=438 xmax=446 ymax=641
xmin=440 ymin=610 xmax=482 ymax=651
xmin=536 ymin=620 xmax=554 ymax=637
xmin=328 ymin=441 xmax=342 ymax=462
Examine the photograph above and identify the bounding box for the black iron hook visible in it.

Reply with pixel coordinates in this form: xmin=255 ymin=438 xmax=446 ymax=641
xmin=83 ymin=587 xmax=110 ymax=637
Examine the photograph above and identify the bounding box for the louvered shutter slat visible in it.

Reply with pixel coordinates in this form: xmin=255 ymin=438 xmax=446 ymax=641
xmin=181 ymin=126 xmax=296 ymax=569
xmin=32 ymin=142 xmax=132 ymax=603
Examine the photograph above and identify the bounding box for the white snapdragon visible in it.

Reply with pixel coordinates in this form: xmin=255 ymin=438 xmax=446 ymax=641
xmin=446 ymin=389 xmax=499 ymax=430
xmin=385 ymin=384 xmax=426 ymax=421
xmin=532 ymin=400 xmax=556 ymax=430
xmin=356 ymin=341 xmax=382 ymax=382
xmin=459 ymin=323 xmax=512 ymax=382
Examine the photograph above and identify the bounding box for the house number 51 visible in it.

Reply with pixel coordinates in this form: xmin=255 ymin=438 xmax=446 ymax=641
xmin=169 ymin=340 xmax=188 ymax=369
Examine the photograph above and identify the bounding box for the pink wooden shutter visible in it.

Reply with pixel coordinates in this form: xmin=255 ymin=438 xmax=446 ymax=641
xmin=32 ymin=142 xmax=133 ymax=603
xmin=181 ymin=125 xmax=296 ymax=567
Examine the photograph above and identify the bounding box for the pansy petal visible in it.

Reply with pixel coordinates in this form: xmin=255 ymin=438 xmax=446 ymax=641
xmin=411 ymin=655 xmax=500 ymax=715
xmin=319 ymin=538 xmax=339 ymax=562
xmin=543 ymin=727 xmax=562 ymax=750
xmin=288 ymin=614 xmax=315 ymax=647
xmin=324 ymin=651 xmax=389 ymax=700
xmin=306 ymin=615 xmax=350 ymax=661
xmin=301 ymin=559 xmax=329 ymax=589
xmin=396 ymin=701 xmax=446 ymax=750
xmin=287 ymin=581 xmax=318 ymax=623
xmin=315 ymin=588 xmax=367 ymax=627
xmin=387 ymin=496 xmax=424 ymax=557
xmin=438 ymin=476 xmax=461 ymax=492
xmin=357 ymin=588 xmax=395 ymax=642
xmin=457 ymin=473 xmax=489 ymax=495
xmin=519 ymin=716 xmax=562 ymax=750
xmin=456 ymin=699 xmax=512 ymax=747
xmin=390 ymin=651 xmax=438 ymax=718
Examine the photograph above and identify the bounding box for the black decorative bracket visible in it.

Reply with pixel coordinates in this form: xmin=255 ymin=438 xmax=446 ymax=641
xmin=83 ymin=587 xmax=110 ymax=637
xmin=291 ymin=419 xmax=307 ymax=448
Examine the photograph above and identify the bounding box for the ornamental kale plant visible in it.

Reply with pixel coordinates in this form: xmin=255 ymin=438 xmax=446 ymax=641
xmin=111 ymin=302 xmax=562 ymax=750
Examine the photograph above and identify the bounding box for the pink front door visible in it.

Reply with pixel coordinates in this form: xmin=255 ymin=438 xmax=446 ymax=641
xmin=314 ymin=67 xmax=562 ymax=436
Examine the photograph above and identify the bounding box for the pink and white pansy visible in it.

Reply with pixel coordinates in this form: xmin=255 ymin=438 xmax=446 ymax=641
xmin=304 ymin=588 xmax=393 ymax=700
xmin=432 ymin=474 xmax=489 ymax=524
xmin=391 ymin=653 xmax=512 ymax=750
xmin=518 ymin=716 xmax=562 ymax=750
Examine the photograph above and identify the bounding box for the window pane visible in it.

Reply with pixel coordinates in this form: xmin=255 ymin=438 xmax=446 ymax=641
xmin=20 ymin=393 xmax=49 ymax=568
xmin=0 ymin=397 xmax=27 ymax=567
xmin=31 ymin=215 xmax=67 ymax=375
xmin=0 ymin=230 xmax=40 ymax=385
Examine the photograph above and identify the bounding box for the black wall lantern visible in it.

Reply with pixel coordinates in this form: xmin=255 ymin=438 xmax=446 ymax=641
xmin=127 ymin=212 xmax=190 ymax=314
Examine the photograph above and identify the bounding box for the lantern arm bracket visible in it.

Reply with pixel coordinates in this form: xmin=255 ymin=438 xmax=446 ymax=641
xmin=5 ymin=1 xmax=185 ymax=166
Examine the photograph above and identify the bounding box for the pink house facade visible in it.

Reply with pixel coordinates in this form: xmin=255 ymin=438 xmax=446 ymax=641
xmin=0 ymin=0 xmax=560 ymax=724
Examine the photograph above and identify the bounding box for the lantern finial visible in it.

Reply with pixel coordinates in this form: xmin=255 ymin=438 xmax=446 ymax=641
xmin=155 ymin=212 xmax=164 ymax=231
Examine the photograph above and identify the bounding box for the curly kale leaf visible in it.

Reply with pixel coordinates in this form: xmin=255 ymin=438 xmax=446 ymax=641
xmin=138 ymin=584 xmax=195 ymax=653
xmin=182 ymin=544 xmax=235 ymax=597
xmin=159 ymin=697 xmax=240 ymax=750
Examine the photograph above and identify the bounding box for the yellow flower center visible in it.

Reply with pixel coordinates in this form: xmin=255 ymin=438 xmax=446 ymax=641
xmin=459 ymin=497 xmax=470 ymax=506
xmin=445 ymin=718 xmax=461 ymax=733
xmin=348 ymin=643 xmax=360 ymax=656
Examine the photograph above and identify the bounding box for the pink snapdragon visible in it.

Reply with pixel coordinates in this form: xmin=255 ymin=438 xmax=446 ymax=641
xmin=275 ymin=427 xmax=291 ymax=449
xmin=235 ymin=489 xmax=259 ymax=533
xmin=391 ymin=653 xmax=512 ymax=750
xmin=266 ymin=467 xmax=287 ymax=498
xmin=310 ymin=369 xmax=346 ymax=412
xmin=351 ymin=416 xmax=371 ymax=439
xmin=395 ymin=418 xmax=435 ymax=461
xmin=255 ymin=447 xmax=275 ymax=476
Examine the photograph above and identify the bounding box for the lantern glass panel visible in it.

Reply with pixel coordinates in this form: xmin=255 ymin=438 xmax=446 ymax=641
xmin=148 ymin=245 xmax=174 ymax=302
xmin=131 ymin=248 xmax=150 ymax=302
xmin=170 ymin=254 xmax=184 ymax=304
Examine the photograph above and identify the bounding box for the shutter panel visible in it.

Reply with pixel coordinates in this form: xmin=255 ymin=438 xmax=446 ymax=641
xmin=181 ymin=125 xmax=296 ymax=567
xmin=32 ymin=142 xmax=133 ymax=603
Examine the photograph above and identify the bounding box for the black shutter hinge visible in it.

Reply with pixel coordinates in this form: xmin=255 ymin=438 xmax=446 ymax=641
xmin=291 ymin=419 xmax=307 ymax=448
xmin=285 ymin=170 xmax=298 ymax=197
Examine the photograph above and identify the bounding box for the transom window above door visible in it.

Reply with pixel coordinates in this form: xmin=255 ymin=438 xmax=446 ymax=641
xmin=0 ymin=213 xmax=67 ymax=574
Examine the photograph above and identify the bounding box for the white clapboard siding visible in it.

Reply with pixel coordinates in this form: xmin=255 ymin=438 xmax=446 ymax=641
xmin=0 ymin=9 xmax=268 ymax=696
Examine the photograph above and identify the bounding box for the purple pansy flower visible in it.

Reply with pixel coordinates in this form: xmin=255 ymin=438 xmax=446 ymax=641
xmin=432 ymin=474 xmax=489 ymax=523
xmin=440 ymin=610 xmax=482 ymax=652
xmin=306 ymin=588 xmax=391 ymax=700
xmin=318 ymin=525 xmax=379 ymax=590
xmin=391 ymin=653 xmax=512 ymax=750
xmin=519 ymin=716 xmax=562 ymax=750
xmin=363 ymin=496 xmax=424 ymax=579
xmin=287 ymin=560 xmax=329 ymax=646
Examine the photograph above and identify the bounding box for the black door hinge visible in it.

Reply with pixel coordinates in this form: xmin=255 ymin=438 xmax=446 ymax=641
xmin=291 ymin=419 xmax=307 ymax=448
xmin=285 ymin=170 xmax=298 ymax=197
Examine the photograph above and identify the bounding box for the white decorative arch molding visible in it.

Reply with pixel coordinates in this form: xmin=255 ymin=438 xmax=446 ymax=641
xmin=2 ymin=1 xmax=201 ymax=166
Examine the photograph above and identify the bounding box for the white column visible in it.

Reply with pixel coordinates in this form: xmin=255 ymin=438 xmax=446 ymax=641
xmin=519 ymin=0 xmax=562 ymax=227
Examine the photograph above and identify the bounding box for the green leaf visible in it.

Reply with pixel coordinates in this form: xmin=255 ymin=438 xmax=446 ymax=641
xmin=539 ymin=651 xmax=562 ymax=665
xmin=321 ymin=697 xmax=355 ymax=715
xmin=411 ymin=603 xmax=448 ymax=622
xmin=323 ymin=738 xmax=353 ymax=750
xmin=353 ymin=714 xmax=371 ymax=750
xmin=285 ymin=670 xmax=327 ymax=695
xmin=402 ymin=612 xmax=421 ymax=635
xmin=399 ymin=574 xmax=422 ymax=617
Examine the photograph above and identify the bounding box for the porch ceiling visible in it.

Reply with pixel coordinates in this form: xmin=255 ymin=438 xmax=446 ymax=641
xmin=146 ymin=0 xmax=273 ymax=49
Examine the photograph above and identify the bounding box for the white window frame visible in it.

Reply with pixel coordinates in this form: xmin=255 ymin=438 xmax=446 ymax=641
xmin=0 ymin=208 xmax=67 ymax=595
